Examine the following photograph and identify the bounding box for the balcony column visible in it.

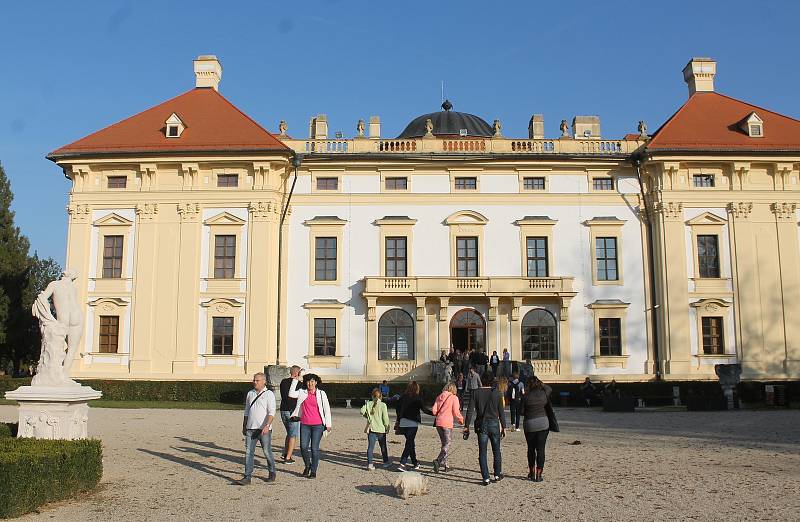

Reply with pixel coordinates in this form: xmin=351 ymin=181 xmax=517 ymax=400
xmin=558 ymin=296 xmax=573 ymax=376
xmin=510 ymin=297 xmax=523 ymax=361
xmin=415 ymin=297 xmax=428 ymax=366
xmin=365 ymin=297 xmax=379 ymax=377
xmin=486 ymin=296 xmax=499 ymax=356
xmin=437 ymin=297 xmax=450 ymax=354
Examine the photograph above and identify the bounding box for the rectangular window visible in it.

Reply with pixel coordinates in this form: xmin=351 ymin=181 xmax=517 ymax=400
xmin=217 ymin=174 xmax=239 ymax=188
xmin=98 ymin=315 xmax=119 ymax=353
xmin=595 ymin=237 xmax=619 ymax=281
xmin=697 ymin=235 xmax=720 ymax=278
xmin=385 ymin=177 xmax=408 ymax=190
xmin=212 ymin=317 xmax=234 ymax=355
xmin=385 ymin=236 xmax=407 ymax=277
xmin=599 ymin=318 xmax=622 ymax=356
xmin=523 ymin=177 xmax=545 ymax=190
xmin=526 ymin=237 xmax=548 ymax=277
xmin=456 ymin=236 xmax=479 ymax=277
xmin=316 ymin=177 xmax=339 ymax=191
xmin=314 ymin=318 xmax=336 ymax=356
xmin=214 ymin=235 xmax=236 ymax=279
xmin=701 ymin=317 xmax=724 ymax=355
xmin=454 ymin=177 xmax=477 ymax=190
xmin=314 ymin=237 xmax=337 ymax=281
xmin=593 ymin=178 xmax=614 ymax=191
xmin=693 ymin=174 xmax=715 ymax=188
xmin=107 ymin=176 xmax=127 ymax=189
xmin=102 ymin=235 xmax=124 ymax=278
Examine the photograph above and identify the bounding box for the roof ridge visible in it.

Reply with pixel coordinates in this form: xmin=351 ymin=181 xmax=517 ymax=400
xmin=709 ymin=91 xmax=800 ymax=124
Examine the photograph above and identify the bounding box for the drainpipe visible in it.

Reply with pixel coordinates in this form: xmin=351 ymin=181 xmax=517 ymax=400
xmin=632 ymin=153 xmax=662 ymax=380
xmin=275 ymin=154 xmax=302 ymax=365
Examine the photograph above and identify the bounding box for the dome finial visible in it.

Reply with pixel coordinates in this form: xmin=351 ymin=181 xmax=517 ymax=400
xmin=441 ymin=99 xmax=453 ymax=111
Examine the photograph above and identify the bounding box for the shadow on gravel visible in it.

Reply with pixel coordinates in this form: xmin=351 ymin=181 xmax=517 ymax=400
xmin=138 ymin=448 xmax=238 ymax=482
xmin=355 ymin=484 xmax=396 ymax=498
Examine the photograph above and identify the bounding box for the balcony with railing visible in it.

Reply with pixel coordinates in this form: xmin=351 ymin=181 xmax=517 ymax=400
xmin=282 ymin=136 xmax=644 ymax=156
xmin=363 ymin=276 xmax=575 ymax=297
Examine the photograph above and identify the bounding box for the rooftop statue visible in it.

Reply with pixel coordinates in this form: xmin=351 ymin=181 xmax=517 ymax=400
xmin=424 ymin=118 xmax=434 ymax=137
xmin=357 ymin=119 xmax=366 ymax=137
xmin=31 ymin=270 xmax=83 ymax=387
xmin=278 ymin=120 xmax=288 ymax=136
xmin=638 ymin=120 xmax=648 ymax=138
xmin=560 ymin=119 xmax=570 ymax=138
xmin=493 ymin=119 xmax=502 ymax=138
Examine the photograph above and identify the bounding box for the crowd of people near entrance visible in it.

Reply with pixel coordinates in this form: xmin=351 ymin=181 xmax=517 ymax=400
xmin=237 ymin=357 xmax=556 ymax=487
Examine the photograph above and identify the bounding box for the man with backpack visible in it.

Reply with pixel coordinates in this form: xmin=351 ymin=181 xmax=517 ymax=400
xmin=506 ymin=371 xmax=525 ymax=432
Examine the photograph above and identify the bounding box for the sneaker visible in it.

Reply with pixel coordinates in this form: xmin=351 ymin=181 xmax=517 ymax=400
xmin=236 ymin=476 xmax=251 ymax=486
xmin=412 ymin=464 xmax=421 ymax=471
xmin=302 ymin=467 xmax=310 ymax=477
xmin=367 ymin=464 xmax=375 ymax=471
xmin=284 ymin=458 xmax=296 ymax=464
xmin=397 ymin=463 xmax=406 ymax=472
xmin=381 ymin=461 xmax=392 ymax=469
xmin=492 ymin=474 xmax=504 ymax=483
xmin=265 ymin=472 xmax=276 ymax=483
xmin=308 ymin=471 xmax=317 ymax=479
xmin=482 ymin=479 xmax=491 ymax=486
xmin=432 ymin=460 xmax=440 ymax=473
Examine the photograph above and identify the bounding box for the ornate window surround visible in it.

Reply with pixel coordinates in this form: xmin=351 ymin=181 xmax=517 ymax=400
xmin=303 ymin=300 xmax=346 ymax=368
xmin=587 ymin=300 xmax=630 ymax=368
xmin=445 ymin=210 xmax=488 ymax=277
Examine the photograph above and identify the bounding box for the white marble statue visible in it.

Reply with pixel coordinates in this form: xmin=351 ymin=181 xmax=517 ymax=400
xmin=31 ymin=269 xmax=83 ymax=387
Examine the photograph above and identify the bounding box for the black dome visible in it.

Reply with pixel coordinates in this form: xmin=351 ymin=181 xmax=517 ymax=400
xmin=397 ymin=100 xmax=493 ymax=139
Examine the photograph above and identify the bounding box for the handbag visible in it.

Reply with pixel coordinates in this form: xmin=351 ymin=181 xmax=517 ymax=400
xmin=545 ymin=396 xmax=560 ymax=433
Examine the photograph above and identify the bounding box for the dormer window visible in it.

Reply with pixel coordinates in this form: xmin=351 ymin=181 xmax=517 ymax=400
xmin=165 ymin=112 xmax=185 ymax=138
xmin=740 ymin=112 xmax=763 ymax=138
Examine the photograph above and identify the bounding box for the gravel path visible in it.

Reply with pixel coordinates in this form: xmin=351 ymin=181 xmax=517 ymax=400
xmin=2 ymin=405 xmax=799 ymax=521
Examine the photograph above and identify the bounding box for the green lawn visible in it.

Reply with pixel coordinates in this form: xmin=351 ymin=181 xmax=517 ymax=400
xmin=0 ymin=399 xmax=240 ymax=410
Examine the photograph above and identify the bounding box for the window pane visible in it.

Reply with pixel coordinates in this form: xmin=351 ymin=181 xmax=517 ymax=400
xmin=217 ymin=174 xmax=238 ymax=188
xmin=526 ymin=237 xmax=548 ymax=277
xmin=456 ymin=237 xmax=478 ymax=276
xmin=102 ymin=235 xmax=124 ymax=278
xmin=595 ymin=237 xmax=618 ymax=281
xmin=385 ymin=237 xmax=407 ymax=277
xmin=214 ymin=235 xmax=236 ymax=279
xmin=98 ymin=316 xmax=119 ymax=353
xmin=697 ymin=235 xmax=720 ymax=278
xmin=593 ymin=178 xmax=614 ymax=191
xmin=523 ymin=177 xmax=545 ymax=190
xmin=454 ymin=177 xmax=477 ymax=190
xmin=598 ymin=318 xmax=621 ymax=356
xmin=107 ymin=176 xmax=127 ymax=189
xmin=702 ymin=316 xmax=724 ymax=355
xmin=314 ymin=237 xmax=337 ymax=281
xmin=385 ymin=177 xmax=408 ymax=190
xmin=693 ymin=174 xmax=715 ymax=188
xmin=317 ymin=177 xmax=339 ymax=190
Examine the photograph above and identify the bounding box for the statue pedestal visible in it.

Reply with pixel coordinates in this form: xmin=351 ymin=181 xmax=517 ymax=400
xmin=4 ymin=385 xmax=102 ymax=440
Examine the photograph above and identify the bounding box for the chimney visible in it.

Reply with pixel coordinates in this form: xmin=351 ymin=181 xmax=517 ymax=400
xmin=308 ymin=115 xmax=328 ymax=139
xmin=528 ymin=115 xmax=544 ymax=139
xmin=368 ymin=116 xmax=381 ymax=139
xmin=682 ymin=57 xmax=716 ymax=96
xmin=572 ymin=116 xmax=601 ymax=140
xmin=194 ymin=55 xmax=222 ymax=90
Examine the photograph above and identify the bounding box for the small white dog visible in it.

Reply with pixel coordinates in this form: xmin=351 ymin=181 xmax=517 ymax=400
xmin=393 ymin=471 xmax=429 ymax=500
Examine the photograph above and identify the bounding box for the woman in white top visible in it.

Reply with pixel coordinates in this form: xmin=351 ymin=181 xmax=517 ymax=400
xmin=290 ymin=374 xmax=332 ymax=478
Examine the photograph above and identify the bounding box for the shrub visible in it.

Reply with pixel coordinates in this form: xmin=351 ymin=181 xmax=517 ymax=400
xmin=0 ymin=438 xmax=102 ymax=518
xmin=0 ymin=423 xmax=17 ymax=439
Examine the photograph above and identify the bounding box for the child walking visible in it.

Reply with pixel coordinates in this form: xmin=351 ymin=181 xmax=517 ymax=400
xmin=360 ymin=388 xmax=390 ymax=470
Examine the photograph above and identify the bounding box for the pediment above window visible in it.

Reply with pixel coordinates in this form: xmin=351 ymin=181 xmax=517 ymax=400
xmin=204 ymin=212 xmax=246 ymax=226
xmin=686 ymin=212 xmax=727 ymax=226
xmin=93 ymin=213 xmax=133 ymax=227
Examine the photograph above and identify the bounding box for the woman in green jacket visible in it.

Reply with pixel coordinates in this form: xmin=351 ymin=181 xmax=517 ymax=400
xmin=361 ymin=388 xmax=391 ymax=470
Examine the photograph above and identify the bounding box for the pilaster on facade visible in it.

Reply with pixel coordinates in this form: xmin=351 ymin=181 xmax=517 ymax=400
xmin=179 ymin=163 xmax=200 ymax=190
xmin=135 ymin=203 xmax=159 ymax=222
xmin=68 ymin=165 xmax=92 ymax=193
xmin=653 ymin=201 xmax=683 ymax=221
xmin=138 ymin=163 xmax=157 ymax=191
xmin=248 ymin=200 xmax=280 ymax=222
xmin=67 ymin=202 xmax=92 ymax=223
xmin=771 ymin=202 xmax=797 ymax=221
xmin=727 ymin=202 xmax=753 ymax=220
xmin=177 ymin=202 xmax=201 ymax=222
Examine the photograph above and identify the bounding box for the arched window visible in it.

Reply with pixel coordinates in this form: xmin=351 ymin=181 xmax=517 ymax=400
xmin=522 ymin=309 xmax=557 ymax=360
xmin=378 ymin=309 xmax=415 ymax=360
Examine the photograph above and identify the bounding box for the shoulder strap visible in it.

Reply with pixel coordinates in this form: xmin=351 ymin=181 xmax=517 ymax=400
xmin=248 ymin=390 xmax=267 ymax=410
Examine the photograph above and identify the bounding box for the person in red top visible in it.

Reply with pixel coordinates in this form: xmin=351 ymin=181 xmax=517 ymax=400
xmin=431 ymin=382 xmax=464 ymax=472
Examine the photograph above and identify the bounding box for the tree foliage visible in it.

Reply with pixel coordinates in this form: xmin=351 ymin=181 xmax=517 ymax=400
xmin=0 ymin=163 xmax=61 ymax=374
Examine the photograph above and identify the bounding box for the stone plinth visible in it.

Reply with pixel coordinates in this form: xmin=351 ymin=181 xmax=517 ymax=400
xmin=5 ymin=385 xmax=102 ymax=440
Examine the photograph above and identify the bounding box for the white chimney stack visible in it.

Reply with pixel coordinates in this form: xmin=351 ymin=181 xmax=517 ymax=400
xmin=194 ymin=55 xmax=222 ymax=91
xmin=682 ymin=57 xmax=716 ymax=96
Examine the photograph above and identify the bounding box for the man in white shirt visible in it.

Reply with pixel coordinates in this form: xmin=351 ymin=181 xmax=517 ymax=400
xmin=237 ymin=372 xmax=276 ymax=485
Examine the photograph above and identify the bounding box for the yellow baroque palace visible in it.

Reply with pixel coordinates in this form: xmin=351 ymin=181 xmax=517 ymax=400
xmin=47 ymin=55 xmax=800 ymax=382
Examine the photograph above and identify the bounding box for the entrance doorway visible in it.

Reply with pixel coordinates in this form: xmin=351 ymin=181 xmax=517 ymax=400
xmin=450 ymin=309 xmax=486 ymax=354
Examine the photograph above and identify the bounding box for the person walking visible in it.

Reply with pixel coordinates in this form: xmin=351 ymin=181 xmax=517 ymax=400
xmin=489 ymin=350 xmax=500 ymax=376
xmin=361 ymin=388 xmax=391 ymax=470
xmin=431 ymin=382 xmax=464 ymax=473
xmin=394 ymin=381 xmax=431 ymax=471
xmin=522 ymin=376 xmax=553 ymax=482
xmin=506 ymin=371 xmax=525 ymax=432
xmin=580 ymin=377 xmax=596 ymax=407
xmin=237 ymin=372 xmax=276 ymax=485
xmin=501 ymin=348 xmax=511 ymax=377
xmin=456 ymin=372 xmax=466 ymax=410
xmin=466 ymin=366 xmax=481 ymax=411
xmin=464 ymin=371 xmax=506 ymax=486
xmin=289 ymin=373 xmax=332 ymax=478
xmin=279 ymin=365 xmax=302 ymax=463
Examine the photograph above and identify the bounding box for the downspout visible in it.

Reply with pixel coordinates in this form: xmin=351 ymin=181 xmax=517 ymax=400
xmin=632 ymin=152 xmax=662 ymax=380
xmin=275 ymin=153 xmax=302 ymax=365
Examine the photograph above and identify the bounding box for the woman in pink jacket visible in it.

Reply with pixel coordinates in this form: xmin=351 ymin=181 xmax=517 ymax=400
xmin=431 ymin=382 xmax=464 ymax=473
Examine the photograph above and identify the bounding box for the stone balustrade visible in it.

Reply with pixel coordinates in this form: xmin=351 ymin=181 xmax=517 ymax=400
xmin=363 ymin=276 xmax=575 ymax=296
xmin=283 ymin=137 xmax=644 ymax=155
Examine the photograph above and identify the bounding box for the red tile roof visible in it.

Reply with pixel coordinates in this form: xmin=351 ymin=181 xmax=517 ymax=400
xmin=647 ymin=92 xmax=800 ymax=152
xmin=48 ymin=88 xmax=289 ymax=159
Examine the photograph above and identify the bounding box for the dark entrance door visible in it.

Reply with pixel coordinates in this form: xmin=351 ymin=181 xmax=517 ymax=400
xmin=450 ymin=309 xmax=486 ymax=353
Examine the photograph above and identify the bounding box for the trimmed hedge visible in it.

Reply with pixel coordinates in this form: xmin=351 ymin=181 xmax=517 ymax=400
xmin=0 ymin=423 xmax=17 ymax=439
xmin=0 ymin=438 xmax=102 ymax=518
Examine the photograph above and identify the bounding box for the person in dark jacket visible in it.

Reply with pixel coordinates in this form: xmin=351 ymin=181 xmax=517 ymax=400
xmin=394 ymin=381 xmax=432 ymax=471
xmin=489 ymin=351 xmax=500 ymax=376
xmin=279 ymin=365 xmax=302 ymax=463
xmin=463 ymin=371 xmax=507 ymax=486
xmin=522 ymin=376 xmax=552 ymax=482
xmin=506 ymin=371 xmax=525 ymax=432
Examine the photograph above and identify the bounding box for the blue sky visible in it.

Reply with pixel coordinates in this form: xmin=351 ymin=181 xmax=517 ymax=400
xmin=1 ymin=0 xmax=799 ymax=264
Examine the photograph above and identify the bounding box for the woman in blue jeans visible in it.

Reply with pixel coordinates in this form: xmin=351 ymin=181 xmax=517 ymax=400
xmin=289 ymin=374 xmax=332 ymax=478
xmin=393 ymin=381 xmax=431 ymax=471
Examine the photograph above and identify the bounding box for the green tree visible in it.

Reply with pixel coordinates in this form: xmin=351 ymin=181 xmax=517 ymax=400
xmin=0 ymin=163 xmax=61 ymax=375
